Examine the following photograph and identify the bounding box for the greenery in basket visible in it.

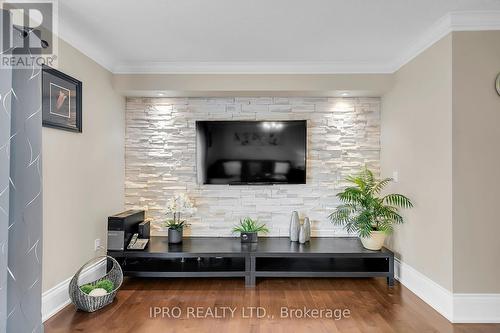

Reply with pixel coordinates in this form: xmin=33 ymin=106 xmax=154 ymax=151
xmin=96 ymin=280 xmax=115 ymax=293
xmin=80 ymin=279 xmax=115 ymax=294
xmin=328 ymin=167 xmax=413 ymax=237
xmin=165 ymin=219 xmax=185 ymax=231
xmin=232 ymin=217 xmax=269 ymax=234
xmin=80 ymin=284 xmax=95 ymax=295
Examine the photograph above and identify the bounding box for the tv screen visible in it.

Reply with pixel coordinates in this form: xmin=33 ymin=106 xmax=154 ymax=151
xmin=196 ymin=120 xmax=307 ymax=185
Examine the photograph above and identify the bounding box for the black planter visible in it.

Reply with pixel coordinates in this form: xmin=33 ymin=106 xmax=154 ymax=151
xmin=168 ymin=228 xmax=183 ymax=244
xmin=240 ymin=232 xmax=258 ymax=243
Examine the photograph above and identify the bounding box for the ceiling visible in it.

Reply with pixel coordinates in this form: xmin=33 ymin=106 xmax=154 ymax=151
xmin=58 ymin=0 xmax=500 ymax=74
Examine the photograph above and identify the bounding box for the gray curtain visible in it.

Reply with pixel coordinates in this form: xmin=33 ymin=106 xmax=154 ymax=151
xmin=0 ymin=58 xmax=13 ymax=333
xmin=2 ymin=20 xmax=43 ymax=333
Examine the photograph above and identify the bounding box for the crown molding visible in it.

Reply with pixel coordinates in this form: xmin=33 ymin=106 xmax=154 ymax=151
xmin=57 ymin=10 xmax=500 ymax=75
xmin=112 ymin=61 xmax=394 ymax=74
xmin=390 ymin=13 xmax=453 ymax=72
xmin=391 ymin=11 xmax=500 ymax=72
xmin=449 ymin=10 xmax=500 ymax=31
xmin=57 ymin=12 xmax=115 ymax=72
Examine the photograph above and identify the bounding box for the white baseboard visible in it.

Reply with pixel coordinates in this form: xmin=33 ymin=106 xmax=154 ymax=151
xmin=394 ymin=258 xmax=454 ymax=321
xmin=42 ymin=259 xmax=107 ymax=322
xmin=395 ymin=258 xmax=500 ymax=323
xmin=41 ymin=278 xmax=72 ymax=323
xmin=453 ymin=294 xmax=500 ymax=323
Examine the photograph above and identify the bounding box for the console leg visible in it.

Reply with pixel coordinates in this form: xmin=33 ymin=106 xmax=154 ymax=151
xmin=387 ymin=256 xmax=395 ymax=287
xmin=245 ymin=256 xmax=256 ymax=287
xmin=245 ymin=274 xmax=256 ymax=288
xmin=387 ymin=276 xmax=394 ymax=286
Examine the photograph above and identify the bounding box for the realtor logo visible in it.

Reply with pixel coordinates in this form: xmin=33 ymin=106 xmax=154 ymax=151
xmin=1 ymin=0 xmax=58 ymax=68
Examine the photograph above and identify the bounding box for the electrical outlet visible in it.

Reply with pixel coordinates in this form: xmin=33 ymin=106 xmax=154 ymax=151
xmin=94 ymin=238 xmax=101 ymax=251
xmin=392 ymin=171 xmax=399 ymax=183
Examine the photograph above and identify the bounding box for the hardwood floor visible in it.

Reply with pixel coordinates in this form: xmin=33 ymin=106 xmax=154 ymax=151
xmin=45 ymin=277 xmax=500 ymax=333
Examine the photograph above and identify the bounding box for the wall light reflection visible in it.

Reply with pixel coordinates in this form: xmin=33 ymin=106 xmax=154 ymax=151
xmin=262 ymin=122 xmax=284 ymax=130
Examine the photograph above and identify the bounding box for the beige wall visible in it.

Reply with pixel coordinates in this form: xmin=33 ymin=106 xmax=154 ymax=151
xmin=113 ymin=73 xmax=393 ymax=97
xmin=381 ymin=35 xmax=454 ymax=291
xmin=452 ymin=31 xmax=500 ymax=293
xmin=42 ymin=39 xmax=125 ymax=292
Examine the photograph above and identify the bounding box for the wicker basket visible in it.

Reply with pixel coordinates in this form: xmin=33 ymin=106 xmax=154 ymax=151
xmin=69 ymin=255 xmax=123 ymax=312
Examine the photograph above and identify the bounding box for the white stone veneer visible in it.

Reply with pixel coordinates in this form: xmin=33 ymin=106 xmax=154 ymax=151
xmin=125 ymin=97 xmax=380 ymax=237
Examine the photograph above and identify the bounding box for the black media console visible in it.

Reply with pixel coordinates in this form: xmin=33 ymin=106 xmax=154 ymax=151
xmin=107 ymin=237 xmax=394 ymax=287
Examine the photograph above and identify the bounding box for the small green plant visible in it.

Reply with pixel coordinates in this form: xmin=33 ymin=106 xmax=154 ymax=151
xmin=80 ymin=284 xmax=95 ymax=295
xmin=80 ymin=279 xmax=114 ymax=294
xmin=328 ymin=167 xmax=413 ymax=237
xmin=96 ymin=279 xmax=114 ymax=293
xmin=232 ymin=217 xmax=269 ymax=234
xmin=165 ymin=219 xmax=185 ymax=231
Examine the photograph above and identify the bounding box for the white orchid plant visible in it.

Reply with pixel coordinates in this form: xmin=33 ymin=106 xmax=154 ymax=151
xmin=165 ymin=193 xmax=196 ymax=226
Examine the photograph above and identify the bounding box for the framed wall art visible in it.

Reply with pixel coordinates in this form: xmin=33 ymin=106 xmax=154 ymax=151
xmin=42 ymin=65 xmax=82 ymax=132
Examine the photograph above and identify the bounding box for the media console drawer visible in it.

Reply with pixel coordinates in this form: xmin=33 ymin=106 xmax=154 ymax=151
xmin=255 ymin=257 xmax=390 ymax=273
xmin=115 ymin=257 xmax=246 ymax=275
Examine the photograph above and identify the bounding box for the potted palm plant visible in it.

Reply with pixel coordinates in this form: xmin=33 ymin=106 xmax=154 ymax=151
xmin=164 ymin=193 xmax=196 ymax=244
xmin=328 ymin=168 xmax=413 ymax=250
xmin=232 ymin=217 xmax=269 ymax=243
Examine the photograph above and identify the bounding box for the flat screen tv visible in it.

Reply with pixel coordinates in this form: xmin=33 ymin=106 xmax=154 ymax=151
xmin=196 ymin=120 xmax=307 ymax=185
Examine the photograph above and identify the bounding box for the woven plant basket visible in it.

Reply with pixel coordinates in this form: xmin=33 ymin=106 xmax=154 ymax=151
xmin=69 ymin=255 xmax=123 ymax=312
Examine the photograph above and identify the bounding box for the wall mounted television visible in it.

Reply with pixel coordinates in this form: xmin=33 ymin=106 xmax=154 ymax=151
xmin=196 ymin=120 xmax=307 ymax=185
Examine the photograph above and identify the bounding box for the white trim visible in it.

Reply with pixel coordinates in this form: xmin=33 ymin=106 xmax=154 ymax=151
xmin=454 ymin=294 xmax=500 ymax=323
xmin=449 ymin=11 xmax=500 ymax=31
xmin=56 ymin=10 xmax=500 ymax=75
xmin=42 ymin=259 xmax=107 ymax=322
xmin=56 ymin=7 xmax=115 ymax=72
xmin=112 ymin=61 xmax=394 ymax=75
xmin=41 ymin=276 xmax=72 ymax=323
xmin=395 ymin=258 xmax=500 ymax=323
xmin=391 ymin=11 xmax=500 ymax=72
xmin=394 ymin=258 xmax=454 ymax=321
xmin=390 ymin=13 xmax=453 ymax=72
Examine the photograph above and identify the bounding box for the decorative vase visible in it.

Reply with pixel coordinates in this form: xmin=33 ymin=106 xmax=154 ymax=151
xmin=299 ymin=224 xmax=307 ymax=244
xmin=360 ymin=231 xmax=386 ymax=250
xmin=289 ymin=211 xmax=300 ymax=242
xmin=168 ymin=228 xmax=183 ymax=244
xmin=303 ymin=217 xmax=311 ymax=242
xmin=240 ymin=232 xmax=258 ymax=243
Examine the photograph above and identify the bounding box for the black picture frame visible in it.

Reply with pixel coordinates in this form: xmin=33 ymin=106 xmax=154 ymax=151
xmin=42 ymin=65 xmax=82 ymax=132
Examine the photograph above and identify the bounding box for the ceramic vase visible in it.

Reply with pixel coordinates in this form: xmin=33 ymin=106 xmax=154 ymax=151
xmin=289 ymin=211 xmax=300 ymax=241
xmin=303 ymin=217 xmax=311 ymax=242
xmin=168 ymin=228 xmax=183 ymax=244
xmin=240 ymin=232 xmax=258 ymax=243
xmin=299 ymin=224 xmax=307 ymax=244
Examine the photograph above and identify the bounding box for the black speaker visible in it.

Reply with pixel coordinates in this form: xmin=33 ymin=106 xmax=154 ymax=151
xmin=107 ymin=210 xmax=145 ymax=250
xmin=138 ymin=220 xmax=150 ymax=239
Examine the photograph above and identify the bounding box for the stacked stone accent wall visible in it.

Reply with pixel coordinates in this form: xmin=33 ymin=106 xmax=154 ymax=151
xmin=125 ymin=97 xmax=380 ymax=236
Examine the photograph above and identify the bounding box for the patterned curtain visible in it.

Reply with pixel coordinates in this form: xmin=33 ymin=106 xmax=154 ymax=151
xmin=1 ymin=19 xmax=44 ymax=333
xmin=0 ymin=55 xmax=13 ymax=333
